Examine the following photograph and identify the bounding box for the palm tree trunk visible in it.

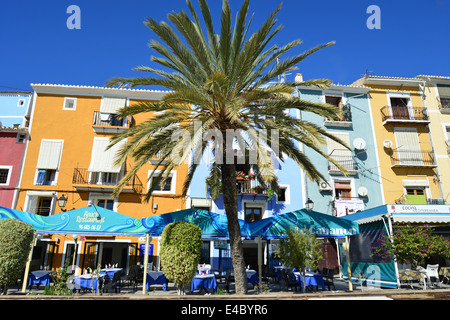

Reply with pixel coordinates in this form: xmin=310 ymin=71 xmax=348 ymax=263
xmin=221 ymin=163 xmax=248 ymax=294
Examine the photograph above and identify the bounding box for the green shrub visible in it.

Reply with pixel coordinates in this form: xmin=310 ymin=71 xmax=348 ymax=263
xmin=160 ymin=221 xmax=202 ymax=294
xmin=0 ymin=219 xmax=34 ymax=294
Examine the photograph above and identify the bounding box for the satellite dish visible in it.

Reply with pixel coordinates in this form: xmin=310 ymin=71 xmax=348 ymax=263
xmin=358 ymin=186 xmax=368 ymax=197
xmin=353 ymin=138 xmax=366 ymax=150
xmin=383 ymin=140 xmax=393 ymax=148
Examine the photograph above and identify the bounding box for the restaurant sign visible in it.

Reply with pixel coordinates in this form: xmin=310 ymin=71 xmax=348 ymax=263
xmin=388 ymin=205 xmax=450 ymax=214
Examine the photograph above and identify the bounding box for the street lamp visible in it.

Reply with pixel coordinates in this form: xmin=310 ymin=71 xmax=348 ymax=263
xmin=305 ymin=198 xmax=314 ymax=211
xmin=57 ymin=194 xmax=68 ymax=212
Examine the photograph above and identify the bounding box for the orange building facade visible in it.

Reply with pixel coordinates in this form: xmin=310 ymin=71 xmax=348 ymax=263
xmin=15 ymin=84 xmax=188 ymax=274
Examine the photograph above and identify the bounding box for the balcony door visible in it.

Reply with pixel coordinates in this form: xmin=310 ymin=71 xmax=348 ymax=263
xmin=394 ymin=127 xmax=423 ymax=165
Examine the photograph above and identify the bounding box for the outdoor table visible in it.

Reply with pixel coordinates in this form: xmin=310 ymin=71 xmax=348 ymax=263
xmin=28 ymin=270 xmax=55 ymax=289
xmin=191 ymin=274 xmax=217 ymax=293
xmin=146 ymin=271 xmax=168 ymax=291
xmin=100 ymin=268 xmax=123 ymax=279
xmin=294 ymin=272 xmax=326 ymax=291
xmin=73 ymin=274 xmax=105 ymax=293
xmin=246 ymin=270 xmax=259 ymax=286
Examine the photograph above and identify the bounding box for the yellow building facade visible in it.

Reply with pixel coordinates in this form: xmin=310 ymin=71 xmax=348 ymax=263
xmin=16 ymin=84 xmax=188 ymax=274
xmin=417 ymin=75 xmax=450 ymax=203
xmin=352 ymin=76 xmax=442 ymax=205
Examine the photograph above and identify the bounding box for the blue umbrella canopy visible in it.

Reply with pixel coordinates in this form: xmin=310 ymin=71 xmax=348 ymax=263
xmin=250 ymin=209 xmax=359 ymax=239
xmin=0 ymin=206 xmax=145 ymax=236
xmin=141 ymin=208 xmax=251 ymax=238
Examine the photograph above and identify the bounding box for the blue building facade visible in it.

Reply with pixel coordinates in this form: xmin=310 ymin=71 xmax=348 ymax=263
xmin=296 ymin=83 xmax=384 ymax=217
xmin=0 ymin=91 xmax=33 ymax=128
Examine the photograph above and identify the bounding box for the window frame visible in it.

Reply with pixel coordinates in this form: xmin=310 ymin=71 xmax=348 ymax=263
xmin=0 ymin=166 xmax=12 ymax=186
xmin=63 ymin=97 xmax=77 ymax=111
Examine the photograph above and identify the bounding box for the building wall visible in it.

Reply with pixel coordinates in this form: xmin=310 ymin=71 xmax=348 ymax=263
xmin=298 ymin=86 xmax=383 ymax=216
xmin=421 ymin=80 xmax=450 ymax=202
xmin=0 ymin=91 xmax=32 ymax=128
xmin=364 ymin=82 xmax=441 ymax=204
xmin=0 ymin=131 xmax=27 ymax=207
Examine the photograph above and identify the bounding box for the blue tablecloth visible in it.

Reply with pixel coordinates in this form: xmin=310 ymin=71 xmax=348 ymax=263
xmin=294 ymin=272 xmax=326 ymax=291
xmin=73 ymin=275 xmax=104 ymax=293
xmin=100 ymin=268 xmax=123 ymax=279
xmin=246 ymin=270 xmax=259 ymax=286
xmin=28 ymin=270 xmax=55 ymax=288
xmin=191 ymin=274 xmax=217 ymax=292
xmin=146 ymin=271 xmax=168 ymax=291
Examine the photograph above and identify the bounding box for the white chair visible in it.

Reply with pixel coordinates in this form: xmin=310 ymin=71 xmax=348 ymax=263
xmin=426 ymin=264 xmax=440 ymax=287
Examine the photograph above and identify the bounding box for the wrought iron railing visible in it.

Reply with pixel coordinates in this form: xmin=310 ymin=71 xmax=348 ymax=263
xmin=72 ymin=167 xmax=143 ymax=193
xmin=389 ymin=150 xmax=435 ymax=167
xmin=380 ymin=106 xmax=428 ymax=122
xmin=328 ymin=156 xmax=357 ymax=173
xmin=93 ymin=112 xmax=132 ymax=128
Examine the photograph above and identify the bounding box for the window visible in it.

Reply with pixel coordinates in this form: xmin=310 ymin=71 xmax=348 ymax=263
xmin=154 ymin=176 xmax=172 ymax=191
xmin=276 ymin=185 xmax=290 ymax=204
xmin=17 ymin=99 xmax=25 ymax=107
xmin=148 ymin=171 xmax=176 ymax=194
xmin=405 ymin=188 xmax=427 ymax=204
xmin=36 ymin=197 xmax=52 ymax=216
xmin=394 ymin=127 xmax=422 ymax=165
xmin=88 ymin=138 xmax=126 ymax=183
xmin=334 ymin=181 xmax=352 ymax=200
xmin=63 ymin=97 xmax=77 ymax=110
xmin=16 ymin=133 xmax=26 ymax=143
xmin=35 ymin=140 xmax=63 ymax=185
xmin=437 ymin=84 xmax=450 ymax=110
xmin=96 ymin=199 xmax=114 ymax=210
xmin=0 ymin=166 xmax=12 ymax=185
xmin=245 ymin=207 xmax=262 ymax=222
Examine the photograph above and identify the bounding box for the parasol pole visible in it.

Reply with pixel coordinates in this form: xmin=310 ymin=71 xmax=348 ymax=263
xmin=22 ymin=233 xmax=39 ymax=293
xmin=142 ymin=234 xmax=150 ymax=294
xmin=345 ymin=235 xmax=353 ymax=292
xmin=257 ymin=235 xmax=262 ymax=287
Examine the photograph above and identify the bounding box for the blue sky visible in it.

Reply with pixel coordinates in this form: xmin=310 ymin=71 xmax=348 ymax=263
xmin=1 ymin=0 xmax=449 ymax=92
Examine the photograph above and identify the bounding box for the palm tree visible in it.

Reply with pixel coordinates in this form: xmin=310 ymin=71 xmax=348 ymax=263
xmin=106 ymin=0 xmax=348 ymax=294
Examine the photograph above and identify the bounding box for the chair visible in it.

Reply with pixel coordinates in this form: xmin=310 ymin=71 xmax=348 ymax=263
xmin=225 ymin=270 xmax=235 ymax=293
xmin=280 ymin=270 xmax=300 ymax=292
xmin=127 ymin=265 xmax=143 ymax=291
xmin=262 ymin=265 xmax=276 ymax=284
xmin=103 ymin=271 xmax=121 ymax=293
xmin=426 ymin=264 xmax=440 ymax=287
xmin=323 ymin=268 xmax=335 ymax=291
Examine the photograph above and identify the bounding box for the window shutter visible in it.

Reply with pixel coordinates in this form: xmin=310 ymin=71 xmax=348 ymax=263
xmin=100 ymin=97 xmax=126 ymax=114
xmin=88 ymin=138 xmax=126 ymax=173
xmin=394 ymin=128 xmax=422 ymax=165
xmin=437 ymin=84 xmax=450 ymax=98
xmin=36 ymin=140 xmax=63 ymax=170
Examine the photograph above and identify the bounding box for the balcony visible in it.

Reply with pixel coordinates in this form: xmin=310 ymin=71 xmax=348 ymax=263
xmin=333 ymin=197 xmax=365 ymax=217
xmin=92 ymin=112 xmax=132 ymax=133
xmin=72 ymin=168 xmax=143 ymax=193
xmin=390 ymin=150 xmax=436 ymax=168
xmin=328 ymin=156 xmax=358 ymax=175
xmin=324 ymin=104 xmax=352 ymax=128
xmin=395 ymin=196 xmax=445 ymax=205
xmin=381 ymin=106 xmax=429 ymax=125
xmin=438 ymin=97 xmax=450 ymax=114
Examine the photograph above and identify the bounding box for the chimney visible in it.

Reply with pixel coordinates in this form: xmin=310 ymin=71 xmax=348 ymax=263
xmin=295 ymin=73 xmax=303 ymax=83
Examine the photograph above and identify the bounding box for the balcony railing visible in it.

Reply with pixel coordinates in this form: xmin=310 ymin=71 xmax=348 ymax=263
xmin=236 ymin=179 xmax=268 ymax=195
xmin=395 ymin=196 xmax=445 ymax=205
xmin=438 ymin=97 xmax=450 ymax=113
xmin=328 ymin=156 xmax=358 ymax=175
xmin=390 ymin=150 xmax=436 ymax=168
xmin=73 ymin=167 xmax=143 ymax=193
xmin=92 ymin=112 xmax=132 ymax=132
xmin=380 ymin=106 xmax=429 ymax=124
xmin=324 ymin=104 xmax=352 ymax=127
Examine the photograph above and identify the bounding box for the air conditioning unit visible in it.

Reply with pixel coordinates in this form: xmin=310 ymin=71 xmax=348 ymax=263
xmin=319 ymin=181 xmax=332 ymax=192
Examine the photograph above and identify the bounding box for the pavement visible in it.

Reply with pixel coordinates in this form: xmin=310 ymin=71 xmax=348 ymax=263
xmin=3 ymin=276 xmax=450 ymax=300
